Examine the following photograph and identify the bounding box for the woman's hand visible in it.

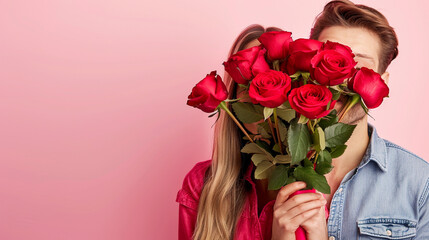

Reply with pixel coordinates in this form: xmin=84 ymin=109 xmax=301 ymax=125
xmin=300 ymin=199 xmax=328 ymax=240
xmin=271 ymin=181 xmax=327 ymax=240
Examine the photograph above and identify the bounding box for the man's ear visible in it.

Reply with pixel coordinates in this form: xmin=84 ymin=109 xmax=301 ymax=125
xmin=381 ymin=72 xmax=390 ymax=85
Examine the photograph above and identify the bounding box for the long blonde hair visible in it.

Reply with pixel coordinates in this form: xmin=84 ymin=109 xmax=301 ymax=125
xmin=193 ymin=24 xmax=283 ymax=240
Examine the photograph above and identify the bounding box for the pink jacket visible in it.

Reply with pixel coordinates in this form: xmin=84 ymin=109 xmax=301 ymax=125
xmin=176 ymin=160 xmax=329 ymax=240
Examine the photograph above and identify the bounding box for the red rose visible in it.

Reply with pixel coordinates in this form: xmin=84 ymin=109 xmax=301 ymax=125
xmin=258 ymin=31 xmax=293 ymax=61
xmin=322 ymin=41 xmax=354 ymax=57
xmin=288 ymin=84 xmax=336 ymax=119
xmin=347 ymin=67 xmax=389 ymax=109
xmin=310 ymin=41 xmax=357 ymax=86
xmin=187 ymin=71 xmax=228 ymax=113
xmin=249 ymin=70 xmax=292 ymax=108
xmin=223 ymin=45 xmax=270 ymax=85
xmin=286 ymin=39 xmax=323 ymax=74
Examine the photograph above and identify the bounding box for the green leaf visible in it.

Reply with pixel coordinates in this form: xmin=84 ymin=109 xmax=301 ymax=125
xmin=254 ymin=160 xmax=274 ymax=179
xmin=298 ymin=114 xmax=309 ymax=124
xmin=302 ymin=158 xmax=313 ymax=168
xmin=264 ymin=107 xmax=274 ymax=120
xmin=294 ymin=166 xmax=331 ymax=194
xmin=257 ymin=125 xmax=271 ymax=138
xmin=231 ymin=102 xmax=264 ymax=123
xmin=318 ymin=110 xmax=338 ymax=130
xmin=277 ymin=108 xmax=296 ymax=122
xmin=360 ymin=98 xmax=375 ymax=120
xmin=251 ymin=154 xmax=269 ymax=166
xmin=255 ymin=140 xmax=272 ymax=153
xmin=324 ymin=123 xmax=356 ymax=148
xmin=241 ymin=142 xmax=264 ymax=154
xmin=273 ymin=144 xmax=281 ymax=153
xmin=278 ymin=121 xmax=288 ymax=142
xmin=282 ymin=101 xmax=292 ymax=109
xmin=285 ymin=176 xmax=296 ymax=185
xmin=287 ymin=119 xmax=311 ymax=165
xmin=268 ymin=165 xmax=289 ymax=190
xmin=238 ymin=83 xmax=249 ymax=89
xmin=330 ymin=84 xmax=345 ymax=93
xmin=326 ymin=100 xmax=332 ymax=111
xmin=313 ymin=126 xmax=326 ymax=152
xmin=208 ymin=110 xmax=219 ymax=118
xmin=329 ymin=87 xmax=341 ymax=101
xmin=301 ymin=72 xmax=311 ymax=81
xmin=330 ymin=145 xmax=347 ymax=158
xmin=274 ymin=155 xmax=292 ymax=164
xmin=315 ymin=150 xmax=333 ymax=175
xmin=241 ymin=142 xmax=275 ymax=162
xmin=258 ymin=122 xmax=272 ymax=137
xmin=289 ymin=71 xmax=302 ymax=79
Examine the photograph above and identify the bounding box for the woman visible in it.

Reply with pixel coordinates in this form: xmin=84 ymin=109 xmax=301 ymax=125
xmin=176 ymin=24 xmax=328 ymax=240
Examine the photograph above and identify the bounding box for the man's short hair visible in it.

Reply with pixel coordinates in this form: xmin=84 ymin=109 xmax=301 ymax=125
xmin=310 ymin=0 xmax=398 ymax=73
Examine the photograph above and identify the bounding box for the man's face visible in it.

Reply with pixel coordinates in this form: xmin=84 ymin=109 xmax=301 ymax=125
xmin=317 ymin=26 xmax=389 ymax=124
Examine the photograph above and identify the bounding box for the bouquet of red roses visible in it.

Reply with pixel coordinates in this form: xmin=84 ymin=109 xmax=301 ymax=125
xmin=186 ymin=30 xmax=389 ymax=195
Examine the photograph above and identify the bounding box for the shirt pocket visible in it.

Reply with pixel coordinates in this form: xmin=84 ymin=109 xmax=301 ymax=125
xmin=357 ymin=217 xmax=417 ymax=240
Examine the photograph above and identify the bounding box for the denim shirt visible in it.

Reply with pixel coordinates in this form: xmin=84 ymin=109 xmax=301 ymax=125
xmin=176 ymin=124 xmax=429 ymax=239
xmin=328 ymin=124 xmax=429 ymax=239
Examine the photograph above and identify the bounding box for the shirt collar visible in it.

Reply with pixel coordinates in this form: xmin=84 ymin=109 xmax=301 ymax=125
xmin=358 ymin=123 xmax=388 ymax=172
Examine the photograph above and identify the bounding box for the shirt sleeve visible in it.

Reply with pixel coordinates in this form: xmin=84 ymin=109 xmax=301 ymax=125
xmin=176 ymin=160 xmax=211 ymax=240
xmin=416 ymin=177 xmax=429 ymax=239
xmin=177 ymin=191 xmax=198 ymax=240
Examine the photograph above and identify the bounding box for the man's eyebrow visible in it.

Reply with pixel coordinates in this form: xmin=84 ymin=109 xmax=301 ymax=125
xmin=355 ymin=53 xmax=375 ymax=60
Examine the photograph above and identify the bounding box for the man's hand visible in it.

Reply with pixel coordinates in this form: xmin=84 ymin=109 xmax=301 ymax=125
xmin=271 ymin=181 xmax=327 ymax=240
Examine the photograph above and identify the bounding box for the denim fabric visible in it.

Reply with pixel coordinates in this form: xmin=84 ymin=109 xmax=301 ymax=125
xmin=177 ymin=124 xmax=429 ymax=239
xmin=327 ymin=124 xmax=429 ymax=239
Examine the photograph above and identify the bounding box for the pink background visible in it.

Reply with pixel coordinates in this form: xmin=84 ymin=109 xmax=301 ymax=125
xmin=0 ymin=0 xmax=428 ymax=239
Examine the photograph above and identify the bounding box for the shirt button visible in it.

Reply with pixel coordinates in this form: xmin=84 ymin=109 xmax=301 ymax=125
xmin=386 ymin=230 xmax=392 ymax=236
xmin=338 ymin=188 xmax=343 ymax=193
xmin=329 ymin=236 xmax=335 ymax=240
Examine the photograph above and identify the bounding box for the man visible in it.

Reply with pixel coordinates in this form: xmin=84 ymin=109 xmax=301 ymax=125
xmin=271 ymin=1 xmax=429 ymax=239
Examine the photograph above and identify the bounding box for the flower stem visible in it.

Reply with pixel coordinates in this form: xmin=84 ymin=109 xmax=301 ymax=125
xmin=273 ymin=60 xmax=280 ymax=71
xmin=313 ymin=151 xmax=319 ymax=170
xmin=224 ymin=98 xmax=243 ymax=103
xmin=338 ymin=94 xmax=361 ymax=122
xmin=337 ymin=98 xmax=350 ymax=119
xmin=273 ymin=109 xmax=284 ymax=155
xmin=307 ymin=120 xmax=315 ymax=134
xmin=267 ymin=117 xmax=278 ymax=146
xmin=308 ymin=150 xmax=316 ymax=161
xmin=218 ymin=101 xmax=254 ymax=143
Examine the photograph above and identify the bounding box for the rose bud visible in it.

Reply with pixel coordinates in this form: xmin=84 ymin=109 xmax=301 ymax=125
xmin=258 ymin=31 xmax=293 ymax=61
xmin=286 ymin=39 xmax=323 ymax=74
xmin=187 ymin=71 xmax=228 ymax=113
xmin=347 ymin=67 xmax=389 ymax=109
xmin=288 ymin=84 xmax=336 ymax=119
xmin=310 ymin=41 xmax=357 ymax=86
xmin=248 ymin=70 xmax=292 ymax=108
xmin=223 ymin=45 xmax=270 ymax=85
